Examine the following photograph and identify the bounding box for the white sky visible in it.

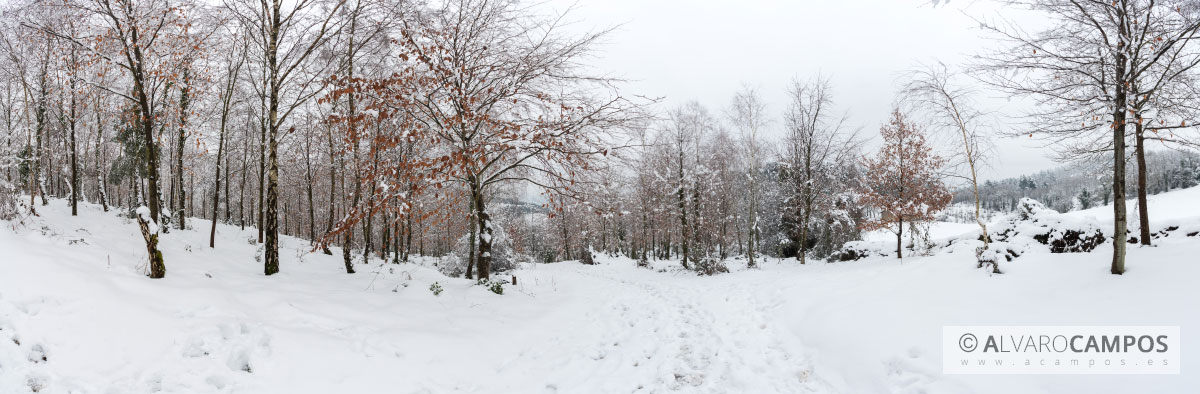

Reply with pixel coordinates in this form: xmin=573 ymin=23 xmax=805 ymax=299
xmin=545 ymin=0 xmax=1058 ymax=181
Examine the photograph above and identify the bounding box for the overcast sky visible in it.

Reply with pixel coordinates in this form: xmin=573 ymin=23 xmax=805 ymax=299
xmin=544 ymin=0 xmax=1059 ymax=181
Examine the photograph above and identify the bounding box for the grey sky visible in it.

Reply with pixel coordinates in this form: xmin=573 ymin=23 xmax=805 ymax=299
xmin=546 ymin=0 xmax=1058 ymax=181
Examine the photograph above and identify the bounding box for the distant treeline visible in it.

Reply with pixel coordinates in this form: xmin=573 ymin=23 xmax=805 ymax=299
xmin=955 ymin=150 xmax=1200 ymax=213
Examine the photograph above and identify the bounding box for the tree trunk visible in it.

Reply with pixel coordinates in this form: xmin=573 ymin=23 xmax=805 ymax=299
xmin=381 ymin=211 xmax=390 ymax=259
xmin=677 ymin=154 xmax=689 ymax=269
xmin=473 ymin=183 xmax=493 ymax=280
xmin=210 ymin=101 xmax=228 ymax=248
xmin=176 ymin=69 xmax=190 ymax=230
xmin=223 ymin=152 xmax=230 ymax=221
xmin=68 ymin=69 xmax=79 ymax=216
xmin=141 ymin=109 xmax=162 ymax=225
xmin=403 ymin=182 xmax=414 ymax=261
xmin=138 ymin=214 xmax=165 ymax=279
xmin=323 ymin=128 xmax=337 ymax=254
xmin=1111 ymin=42 xmax=1129 ymax=275
xmin=239 ymin=132 xmax=249 ymax=230
xmin=264 ymin=118 xmax=280 ymax=275
xmin=257 ymin=115 xmax=266 ymax=243
xmin=799 ymin=202 xmax=812 ymax=264
xmin=304 ymin=128 xmax=316 ymax=244
xmin=95 ymin=110 xmax=108 ymax=213
xmin=1135 ymin=123 xmax=1151 ymax=246
xmin=466 ymin=197 xmax=477 ymax=279
xmin=263 ymin=19 xmax=281 ymax=275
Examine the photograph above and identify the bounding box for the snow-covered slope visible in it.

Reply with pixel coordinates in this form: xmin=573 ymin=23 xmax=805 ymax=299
xmin=3 ymin=187 xmax=1199 ymax=393
xmin=1066 ymin=184 xmax=1200 ymax=227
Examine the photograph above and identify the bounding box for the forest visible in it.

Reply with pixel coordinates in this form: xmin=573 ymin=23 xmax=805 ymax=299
xmin=2 ymin=0 xmax=1200 ymax=279
xmin=5 ymin=1 xmax=1200 ymax=393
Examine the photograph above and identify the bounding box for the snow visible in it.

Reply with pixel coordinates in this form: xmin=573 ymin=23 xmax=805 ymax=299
xmin=1066 ymin=183 xmax=1200 ymax=228
xmin=3 ymin=187 xmax=1200 ymax=393
xmin=135 ymin=206 xmax=158 ymax=235
xmin=862 ymin=221 xmax=980 ymax=243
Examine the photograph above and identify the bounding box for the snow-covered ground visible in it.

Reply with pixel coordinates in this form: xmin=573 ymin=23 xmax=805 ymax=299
xmin=2 ymin=188 xmax=1199 ymax=393
xmin=862 ymin=221 xmax=981 ymax=244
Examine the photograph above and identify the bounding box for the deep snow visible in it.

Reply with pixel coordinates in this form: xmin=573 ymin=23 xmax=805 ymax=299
xmin=2 ymin=187 xmax=1199 ymax=393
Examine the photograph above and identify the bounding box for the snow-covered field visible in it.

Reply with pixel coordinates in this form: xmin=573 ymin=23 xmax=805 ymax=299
xmin=3 ymin=188 xmax=1200 ymax=393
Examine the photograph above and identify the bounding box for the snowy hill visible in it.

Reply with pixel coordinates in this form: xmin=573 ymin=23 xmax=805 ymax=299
xmin=3 ymin=187 xmax=1200 ymax=393
xmin=1065 ymin=183 xmax=1200 ymax=225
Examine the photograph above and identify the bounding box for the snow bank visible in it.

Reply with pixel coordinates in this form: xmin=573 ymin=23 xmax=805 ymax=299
xmin=989 ymin=198 xmax=1106 ymax=253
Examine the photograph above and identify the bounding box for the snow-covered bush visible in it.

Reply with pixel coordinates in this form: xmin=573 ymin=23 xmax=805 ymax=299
xmin=831 ymin=240 xmax=890 ymax=261
xmin=992 ymin=198 xmax=1106 ymax=253
xmin=429 ymin=282 xmax=443 ymax=296
xmin=579 ymin=247 xmax=595 ymax=265
xmin=694 ymin=255 xmax=729 ymax=275
xmin=440 ymin=224 xmax=516 ymax=277
xmin=974 ymin=241 xmax=1023 ymax=273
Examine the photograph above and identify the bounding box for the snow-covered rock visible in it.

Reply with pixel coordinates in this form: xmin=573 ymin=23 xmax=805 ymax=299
xmin=990 ymin=198 xmax=1107 ymax=253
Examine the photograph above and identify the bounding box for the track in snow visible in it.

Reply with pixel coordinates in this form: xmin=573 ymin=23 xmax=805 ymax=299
xmin=506 ymin=264 xmax=834 ymax=393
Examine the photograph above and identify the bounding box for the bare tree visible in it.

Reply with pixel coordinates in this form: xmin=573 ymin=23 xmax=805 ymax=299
xmin=977 ymin=0 xmax=1200 ymax=274
xmin=211 ymin=30 xmax=247 ymax=248
xmin=781 ymin=76 xmax=858 ymax=264
xmin=27 ymin=0 xmax=205 ymax=278
xmin=225 ymin=0 xmax=347 ymax=275
xmin=902 ymin=63 xmax=995 ymax=267
xmin=728 ymin=85 xmax=767 ymax=268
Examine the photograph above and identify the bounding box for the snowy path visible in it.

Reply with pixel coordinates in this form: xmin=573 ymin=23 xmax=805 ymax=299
xmin=515 ymin=264 xmax=831 ymax=393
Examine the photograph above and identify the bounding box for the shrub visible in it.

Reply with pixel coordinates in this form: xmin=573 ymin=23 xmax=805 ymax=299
xmin=441 ymin=225 xmax=517 ymax=277
xmin=832 ymin=241 xmax=889 ymax=261
xmin=580 ymin=247 xmax=596 ymax=265
xmin=694 ymin=256 xmax=729 ymax=275
xmin=476 ymin=278 xmax=506 ymax=295
xmin=429 ymin=282 xmax=443 ymax=296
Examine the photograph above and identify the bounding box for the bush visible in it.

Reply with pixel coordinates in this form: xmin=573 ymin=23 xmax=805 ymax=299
xmin=694 ymin=256 xmax=729 ymax=276
xmin=429 ymin=282 xmax=443 ymax=296
xmin=580 ymin=247 xmax=596 ymax=265
xmin=476 ymin=278 xmax=506 ymax=295
xmin=831 ymin=241 xmax=888 ymax=261
xmin=975 ymin=242 xmax=1020 ymax=274
xmin=440 ymin=225 xmax=517 ymax=277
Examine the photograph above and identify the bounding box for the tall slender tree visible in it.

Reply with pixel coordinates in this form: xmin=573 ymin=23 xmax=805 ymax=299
xmin=226 ymin=0 xmax=347 ymax=275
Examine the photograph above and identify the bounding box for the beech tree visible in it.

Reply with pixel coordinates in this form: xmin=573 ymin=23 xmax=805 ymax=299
xmin=326 ymin=0 xmax=643 ymax=280
xmin=27 ymin=0 xmax=206 ymax=278
xmin=859 ymin=110 xmax=951 ymax=259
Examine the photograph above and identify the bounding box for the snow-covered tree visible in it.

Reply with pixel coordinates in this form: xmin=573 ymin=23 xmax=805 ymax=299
xmin=779 ymin=76 xmax=860 ymax=264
